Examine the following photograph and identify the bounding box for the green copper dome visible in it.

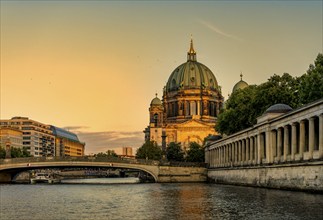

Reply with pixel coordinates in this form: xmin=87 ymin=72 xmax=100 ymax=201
xmin=232 ymin=73 xmax=248 ymax=93
xmin=165 ymin=40 xmax=219 ymax=92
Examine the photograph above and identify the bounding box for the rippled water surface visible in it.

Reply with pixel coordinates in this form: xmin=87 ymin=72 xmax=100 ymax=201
xmin=1 ymin=179 xmax=323 ymax=220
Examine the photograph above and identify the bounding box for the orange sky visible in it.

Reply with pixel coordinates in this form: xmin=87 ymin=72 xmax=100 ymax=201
xmin=1 ymin=1 xmax=322 ymax=154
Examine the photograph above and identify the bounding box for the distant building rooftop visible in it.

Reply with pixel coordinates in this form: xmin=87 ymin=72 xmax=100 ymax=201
xmin=50 ymin=126 xmax=80 ymax=142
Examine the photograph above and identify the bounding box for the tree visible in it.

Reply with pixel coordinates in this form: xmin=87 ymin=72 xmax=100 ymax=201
xmin=0 ymin=147 xmax=31 ymax=158
xmin=166 ymin=142 xmax=184 ymax=161
xmin=11 ymin=147 xmax=31 ymax=158
xmin=217 ymin=72 xmax=303 ymax=135
xmin=0 ymin=147 xmax=6 ymax=159
xmin=95 ymin=150 xmax=118 ymax=158
xmin=136 ymin=140 xmax=162 ymax=160
xmin=216 ymin=85 xmax=258 ymax=135
xmin=186 ymin=142 xmax=204 ymax=162
xmin=298 ymin=53 xmax=323 ymax=105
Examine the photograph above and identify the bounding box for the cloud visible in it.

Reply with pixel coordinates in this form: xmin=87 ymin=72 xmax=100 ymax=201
xmin=63 ymin=126 xmax=144 ymax=155
xmin=199 ymin=20 xmax=243 ymax=42
xmin=63 ymin=126 xmax=90 ymax=131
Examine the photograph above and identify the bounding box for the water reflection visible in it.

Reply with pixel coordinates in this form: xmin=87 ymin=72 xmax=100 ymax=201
xmin=60 ymin=177 xmax=140 ymax=184
xmin=1 ymin=183 xmax=322 ymax=220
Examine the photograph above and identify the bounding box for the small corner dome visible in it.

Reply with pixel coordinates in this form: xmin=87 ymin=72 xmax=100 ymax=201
xmin=206 ymin=135 xmax=222 ymax=142
xmin=265 ymin=104 xmax=293 ymax=114
xmin=232 ymin=80 xmax=248 ymax=93
xmin=232 ymin=73 xmax=248 ymax=93
xmin=150 ymin=95 xmax=162 ymax=106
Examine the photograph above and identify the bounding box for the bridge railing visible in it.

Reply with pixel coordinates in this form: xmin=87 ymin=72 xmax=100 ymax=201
xmin=0 ymin=156 xmax=160 ymax=166
xmin=0 ymin=157 xmax=207 ymax=167
xmin=159 ymin=161 xmax=207 ymax=167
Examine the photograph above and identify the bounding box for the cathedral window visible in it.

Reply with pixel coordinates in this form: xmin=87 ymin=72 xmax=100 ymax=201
xmin=190 ymin=101 xmax=197 ymax=115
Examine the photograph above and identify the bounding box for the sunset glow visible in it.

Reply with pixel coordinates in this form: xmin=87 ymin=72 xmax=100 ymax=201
xmin=1 ymin=1 xmax=322 ymax=154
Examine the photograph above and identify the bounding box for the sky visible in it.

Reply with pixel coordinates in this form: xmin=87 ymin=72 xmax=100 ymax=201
xmin=1 ymin=1 xmax=322 ymax=155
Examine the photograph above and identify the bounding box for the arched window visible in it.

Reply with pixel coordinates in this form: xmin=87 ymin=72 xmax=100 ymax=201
xmin=185 ymin=101 xmax=190 ymax=116
xmin=153 ymin=113 xmax=158 ymax=126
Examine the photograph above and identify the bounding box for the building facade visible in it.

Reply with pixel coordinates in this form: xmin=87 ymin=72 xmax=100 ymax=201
xmin=0 ymin=117 xmax=85 ymax=157
xmin=144 ymin=40 xmax=224 ymax=150
xmin=205 ymin=99 xmax=323 ymax=191
xmin=51 ymin=126 xmax=85 ymax=157
xmin=0 ymin=127 xmax=23 ymax=149
xmin=122 ymin=147 xmax=133 ymax=157
xmin=205 ymin=99 xmax=323 ymax=167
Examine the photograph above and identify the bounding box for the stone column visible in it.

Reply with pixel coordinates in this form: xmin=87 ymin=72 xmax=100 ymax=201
xmin=212 ymin=149 xmax=215 ymax=167
xmin=277 ymin=128 xmax=282 ymax=161
xmin=197 ymin=101 xmax=200 ymax=116
xmin=271 ymin=130 xmax=277 ymax=161
xmin=291 ymin=123 xmax=297 ymax=161
xmin=202 ymin=100 xmax=208 ymax=116
xmin=246 ymin=138 xmax=250 ymax=164
xmin=309 ymin=117 xmax=315 ymax=160
xmin=218 ymin=148 xmax=221 ymax=167
xmin=215 ymin=148 xmax=217 ymax=167
xmin=235 ymin=141 xmax=239 ymax=165
xmin=255 ymin=135 xmax=259 ymax=164
xmin=238 ymin=141 xmax=241 ymax=164
xmin=250 ymin=137 xmax=254 ymax=164
xmin=319 ymin=114 xmax=323 ymax=159
xmin=225 ymin=146 xmax=227 ymax=166
xmin=233 ymin=142 xmax=238 ymax=165
xmin=242 ymin=140 xmax=245 ymax=165
xmin=265 ymin=131 xmax=271 ymax=164
xmin=257 ymin=134 xmax=262 ymax=164
xmin=178 ymin=101 xmax=183 ymax=116
xmin=284 ymin=126 xmax=289 ymax=162
xmin=221 ymin=146 xmax=224 ymax=167
xmin=299 ymin=120 xmax=305 ymax=159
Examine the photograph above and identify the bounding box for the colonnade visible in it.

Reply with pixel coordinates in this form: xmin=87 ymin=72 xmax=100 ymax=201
xmin=206 ymin=112 xmax=323 ymax=168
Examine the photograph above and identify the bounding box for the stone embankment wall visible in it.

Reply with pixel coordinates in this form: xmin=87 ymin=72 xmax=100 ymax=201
xmin=207 ymin=161 xmax=323 ymax=192
xmin=158 ymin=166 xmax=207 ymax=183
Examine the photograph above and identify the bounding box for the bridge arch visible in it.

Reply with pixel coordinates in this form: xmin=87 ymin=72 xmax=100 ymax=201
xmin=0 ymin=157 xmax=160 ymax=183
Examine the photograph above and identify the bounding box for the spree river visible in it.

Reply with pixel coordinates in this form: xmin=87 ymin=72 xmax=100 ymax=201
xmin=1 ymin=178 xmax=323 ymax=220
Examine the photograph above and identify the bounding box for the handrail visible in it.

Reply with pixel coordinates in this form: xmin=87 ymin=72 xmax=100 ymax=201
xmin=0 ymin=157 xmax=206 ymax=167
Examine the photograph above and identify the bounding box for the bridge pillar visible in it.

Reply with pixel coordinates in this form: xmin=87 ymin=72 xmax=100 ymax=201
xmin=0 ymin=172 xmax=12 ymax=183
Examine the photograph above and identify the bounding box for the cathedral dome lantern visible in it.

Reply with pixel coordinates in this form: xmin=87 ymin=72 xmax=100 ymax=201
xmin=165 ymin=39 xmax=219 ymax=93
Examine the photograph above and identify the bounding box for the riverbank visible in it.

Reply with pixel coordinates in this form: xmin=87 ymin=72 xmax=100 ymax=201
xmin=207 ymin=161 xmax=323 ymax=193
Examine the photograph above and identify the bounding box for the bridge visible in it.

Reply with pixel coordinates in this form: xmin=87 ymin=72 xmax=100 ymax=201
xmin=0 ymin=157 xmax=207 ymax=183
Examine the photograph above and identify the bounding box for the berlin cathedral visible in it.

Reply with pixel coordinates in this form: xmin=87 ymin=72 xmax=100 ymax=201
xmin=144 ymin=39 xmax=248 ymax=150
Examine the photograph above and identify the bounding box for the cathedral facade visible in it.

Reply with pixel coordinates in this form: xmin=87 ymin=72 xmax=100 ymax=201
xmin=144 ymin=40 xmax=224 ymax=150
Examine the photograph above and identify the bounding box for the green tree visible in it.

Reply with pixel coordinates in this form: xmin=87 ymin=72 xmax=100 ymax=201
xmin=0 ymin=146 xmax=6 ymax=159
xmin=166 ymin=142 xmax=184 ymax=161
xmin=22 ymin=147 xmax=31 ymax=157
xmin=186 ymin=142 xmax=204 ymax=162
xmin=298 ymin=53 xmax=323 ymax=105
xmin=136 ymin=140 xmax=162 ymax=160
xmin=216 ymin=85 xmax=258 ymax=135
xmin=95 ymin=150 xmax=118 ymax=157
xmin=217 ymin=72 xmax=302 ymax=135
